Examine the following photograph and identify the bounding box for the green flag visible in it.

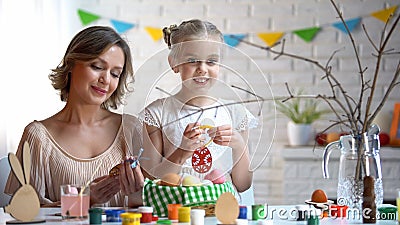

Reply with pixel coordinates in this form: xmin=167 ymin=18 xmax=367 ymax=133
xmin=293 ymin=27 xmax=321 ymax=42
xmin=77 ymin=9 xmax=100 ymax=26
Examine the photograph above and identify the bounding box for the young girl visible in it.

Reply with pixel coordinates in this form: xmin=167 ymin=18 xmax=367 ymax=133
xmin=140 ymin=19 xmax=257 ymax=193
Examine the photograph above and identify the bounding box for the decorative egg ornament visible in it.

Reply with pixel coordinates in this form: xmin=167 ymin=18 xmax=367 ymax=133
xmin=215 ymin=192 xmax=239 ymax=224
xmin=191 ymin=147 xmax=212 ymax=173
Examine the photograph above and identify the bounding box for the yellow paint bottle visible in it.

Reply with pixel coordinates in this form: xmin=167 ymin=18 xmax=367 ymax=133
xmin=178 ymin=207 xmax=191 ymax=223
xmin=120 ymin=212 xmax=142 ymax=225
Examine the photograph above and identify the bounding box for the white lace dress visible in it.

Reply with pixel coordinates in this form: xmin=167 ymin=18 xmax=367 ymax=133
xmin=140 ymin=96 xmax=258 ymax=180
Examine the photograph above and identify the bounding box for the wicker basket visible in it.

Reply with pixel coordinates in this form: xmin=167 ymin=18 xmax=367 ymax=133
xmin=191 ymin=204 xmax=215 ymax=216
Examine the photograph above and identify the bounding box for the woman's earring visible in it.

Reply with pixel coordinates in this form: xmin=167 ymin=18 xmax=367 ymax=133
xmin=172 ymin=67 xmax=178 ymax=73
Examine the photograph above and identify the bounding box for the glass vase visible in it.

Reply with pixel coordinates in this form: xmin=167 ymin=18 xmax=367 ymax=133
xmin=323 ymin=130 xmax=383 ymax=214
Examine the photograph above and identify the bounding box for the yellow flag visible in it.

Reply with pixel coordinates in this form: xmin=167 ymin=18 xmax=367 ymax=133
xmin=257 ymin=32 xmax=285 ymax=47
xmin=371 ymin=5 xmax=398 ymax=23
xmin=145 ymin=27 xmax=163 ymax=41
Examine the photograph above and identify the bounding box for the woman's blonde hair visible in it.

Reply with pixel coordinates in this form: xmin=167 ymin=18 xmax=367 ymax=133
xmin=49 ymin=26 xmax=134 ymax=110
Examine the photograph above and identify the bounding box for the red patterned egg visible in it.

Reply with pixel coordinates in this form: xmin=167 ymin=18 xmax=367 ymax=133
xmin=191 ymin=147 xmax=212 ymax=173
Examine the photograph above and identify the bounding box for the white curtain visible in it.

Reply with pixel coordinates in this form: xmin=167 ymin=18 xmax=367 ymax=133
xmin=0 ymin=0 xmax=81 ymax=157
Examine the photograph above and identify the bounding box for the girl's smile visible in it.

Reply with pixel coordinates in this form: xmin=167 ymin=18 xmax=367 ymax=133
xmin=192 ymin=76 xmax=210 ymax=85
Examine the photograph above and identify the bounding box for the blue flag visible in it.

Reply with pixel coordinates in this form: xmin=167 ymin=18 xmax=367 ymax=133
xmin=110 ymin=19 xmax=135 ymax=33
xmin=332 ymin=17 xmax=361 ymax=34
xmin=224 ymin=34 xmax=246 ymax=47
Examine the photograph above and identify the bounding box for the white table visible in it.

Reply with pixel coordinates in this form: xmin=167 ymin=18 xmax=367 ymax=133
xmin=0 ymin=205 xmax=398 ymax=225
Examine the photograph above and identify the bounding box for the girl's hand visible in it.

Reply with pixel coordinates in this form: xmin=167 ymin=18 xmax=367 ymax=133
xmin=179 ymin=122 xmax=206 ymax=152
xmin=117 ymin=156 xmax=145 ymax=196
xmin=90 ymin=175 xmax=120 ymax=205
xmin=208 ymin=125 xmax=245 ymax=148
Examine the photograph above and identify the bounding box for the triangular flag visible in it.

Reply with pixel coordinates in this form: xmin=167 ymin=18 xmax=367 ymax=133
xmin=332 ymin=18 xmax=361 ymax=34
xmin=77 ymin=9 xmax=100 ymax=26
xmin=223 ymin=34 xmax=247 ymax=47
xmin=293 ymin=27 xmax=321 ymax=42
xmin=110 ymin=20 xmax=135 ymax=33
xmin=371 ymin=5 xmax=398 ymax=23
xmin=145 ymin=27 xmax=163 ymax=41
xmin=257 ymin=32 xmax=285 ymax=47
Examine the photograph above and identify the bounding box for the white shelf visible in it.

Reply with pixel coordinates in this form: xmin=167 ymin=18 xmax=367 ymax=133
xmin=282 ymin=146 xmax=400 ymax=160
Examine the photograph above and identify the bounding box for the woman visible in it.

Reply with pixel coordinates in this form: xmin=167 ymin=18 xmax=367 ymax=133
xmin=5 ymin=26 xmax=144 ymax=207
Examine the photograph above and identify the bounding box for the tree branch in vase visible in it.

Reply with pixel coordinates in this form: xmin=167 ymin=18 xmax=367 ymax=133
xmin=229 ymin=0 xmax=399 ymax=210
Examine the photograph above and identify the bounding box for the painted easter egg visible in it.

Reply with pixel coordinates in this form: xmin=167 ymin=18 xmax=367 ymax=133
xmin=204 ymin=168 xmax=226 ymax=184
xmin=191 ymin=147 xmax=212 ymax=173
xmin=182 ymin=175 xmax=202 ymax=187
xmin=160 ymin=173 xmax=181 ymax=186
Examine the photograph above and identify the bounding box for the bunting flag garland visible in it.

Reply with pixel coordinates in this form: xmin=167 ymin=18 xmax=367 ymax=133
xmin=110 ymin=20 xmax=135 ymax=34
xmin=332 ymin=18 xmax=361 ymax=34
xmin=77 ymin=9 xmax=135 ymax=33
xmin=77 ymin=9 xmax=100 ymax=26
xmin=144 ymin=27 xmax=163 ymax=41
xmin=77 ymin=5 xmax=398 ymax=46
xmin=371 ymin=5 xmax=398 ymax=23
xmin=293 ymin=27 xmax=321 ymax=42
xmin=224 ymin=34 xmax=247 ymax=47
xmin=257 ymin=32 xmax=285 ymax=47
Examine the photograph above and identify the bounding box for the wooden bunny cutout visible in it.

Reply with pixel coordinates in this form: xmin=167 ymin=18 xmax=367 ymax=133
xmin=5 ymin=141 xmax=40 ymax=222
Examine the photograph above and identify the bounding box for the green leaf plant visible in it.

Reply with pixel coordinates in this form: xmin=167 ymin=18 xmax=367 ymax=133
xmin=275 ymin=90 xmax=330 ymax=124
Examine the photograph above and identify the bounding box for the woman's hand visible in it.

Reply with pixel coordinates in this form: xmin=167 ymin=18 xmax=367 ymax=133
xmin=208 ymin=125 xmax=245 ymax=148
xmin=117 ymin=157 xmax=145 ymax=196
xmin=41 ymin=201 xmax=61 ymax=208
xmin=90 ymin=175 xmax=120 ymax=205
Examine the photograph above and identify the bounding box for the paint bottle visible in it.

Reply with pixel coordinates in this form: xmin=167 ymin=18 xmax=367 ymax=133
xmin=178 ymin=207 xmax=191 ymax=222
xmin=252 ymin=204 xmax=266 ymax=220
xmin=120 ymin=212 xmax=142 ymax=225
xmin=238 ymin=206 xmax=247 ymax=219
xmin=138 ymin=206 xmax=153 ymax=223
xmin=190 ymin=209 xmax=205 ymax=225
xmin=105 ymin=209 xmax=125 ymax=222
xmin=167 ymin=203 xmax=181 ymax=220
xmin=88 ymin=207 xmax=103 ymax=224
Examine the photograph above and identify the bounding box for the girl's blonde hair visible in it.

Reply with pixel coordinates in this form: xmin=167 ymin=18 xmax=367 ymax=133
xmin=162 ymin=19 xmax=223 ymax=49
xmin=163 ymin=19 xmax=223 ymax=68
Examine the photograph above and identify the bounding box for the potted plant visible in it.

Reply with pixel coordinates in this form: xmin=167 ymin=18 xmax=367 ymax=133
xmin=276 ymin=91 xmax=329 ymax=146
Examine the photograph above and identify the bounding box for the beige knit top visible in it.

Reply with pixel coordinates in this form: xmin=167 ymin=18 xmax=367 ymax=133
xmin=4 ymin=114 xmax=143 ymax=207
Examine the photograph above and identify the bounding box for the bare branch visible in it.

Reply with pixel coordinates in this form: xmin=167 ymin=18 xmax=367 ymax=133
xmin=362 ymin=24 xmax=379 ymax=52
xmin=367 ymin=60 xmax=400 ymax=125
xmin=362 ymin=12 xmax=400 ymax=132
xmin=326 ymin=49 xmax=341 ymax=67
xmin=228 ymin=1 xmax=398 ymax=136
xmin=330 ymin=0 xmax=366 ymax=134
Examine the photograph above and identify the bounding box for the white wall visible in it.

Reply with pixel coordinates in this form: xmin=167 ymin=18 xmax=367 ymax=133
xmin=0 ymin=0 xmax=399 ymax=204
xmin=0 ymin=0 xmax=82 ymax=157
